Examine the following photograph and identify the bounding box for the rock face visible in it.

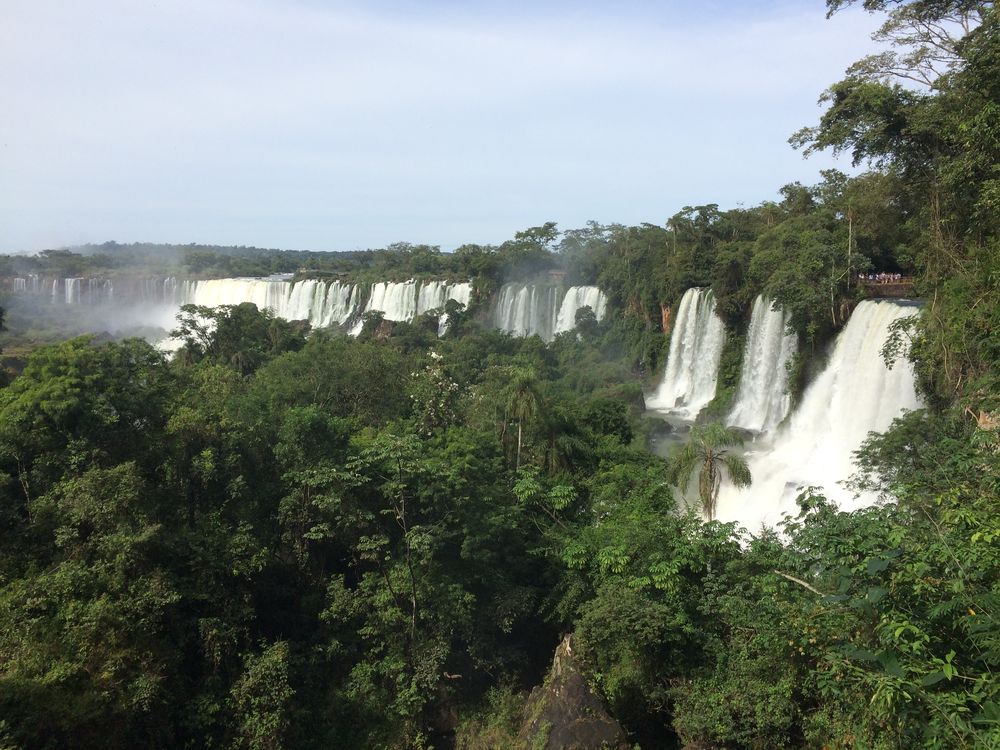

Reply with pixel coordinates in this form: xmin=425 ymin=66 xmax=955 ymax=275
xmin=516 ymin=635 xmax=629 ymax=750
xmin=661 ymin=303 xmax=673 ymax=334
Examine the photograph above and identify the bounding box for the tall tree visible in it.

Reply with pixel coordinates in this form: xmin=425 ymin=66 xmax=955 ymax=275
xmin=501 ymin=367 xmax=543 ymax=471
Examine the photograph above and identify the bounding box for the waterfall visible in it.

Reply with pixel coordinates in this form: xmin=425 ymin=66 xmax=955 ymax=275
xmin=182 ymin=277 xmax=290 ymax=313
xmin=81 ymin=278 xmax=114 ymax=304
xmin=726 ymin=296 xmax=797 ymax=435
xmin=5 ymin=274 xmax=604 ymax=339
xmin=4 ymin=274 xmax=469 ymax=334
xmin=554 ymin=286 xmax=608 ymax=334
xmin=417 ymin=281 xmax=447 ymax=313
xmin=161 ymin=277 xmax=177 ymax=304
xmin=438 ymin=282 xmax=472 ymax=335
xmin=283 ymin=280 xmax=332 ymax=323
xmin=163 ymin=277 xmax=466 ymax=334
xmin=715 ymin=300 xmax=923 ymax=530
xmin=8 ymin=276 xmax=115 ymax=304
xmin=646 ymin=288 xmax=726 ymax=418
xmin=447 ymin=282 xmax=472 ymax=309
xmin=493 ymin=284 xmax=561 ymax=340
xmin=350 ymin=280 xmax=471 ymax=335
xmin=493 ymin=283 xmax=607 ymax=341
xmin=318 ymin=282 xmax=361 ymax=327
xmin=364 ymin=281 xmax=418 ymax=322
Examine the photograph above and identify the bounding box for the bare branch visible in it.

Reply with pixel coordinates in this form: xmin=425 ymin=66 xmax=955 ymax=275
xmin=773 ymin=570 xmax=828 ymax=597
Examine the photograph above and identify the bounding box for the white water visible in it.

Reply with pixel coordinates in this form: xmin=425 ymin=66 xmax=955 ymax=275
xmin=349 ymin=280 xmax=473 ymax=335
xmin=437 ymin=282 xmax=472 ymax=335
xmin=11 ymin=276 xmax=116 ymax=305
xmin=715 ymin=300 xmax=922 ymax=531
xmin=493 ymin=283 xmax=607 ymax=341
xmin=646 ymin=288 xmax=726 ymax=419
xmin=182 ymin=278 xmax=293 ymax=315
xmin=177 ymin=277 xmax=477 ymax=335
xmin=64 ymin=278 xmax=82 ymax=305
xmin=7 ymin=275 xmax=605 ymax=339
xmin=554 ymin=286 xmax=608 ymax=334
xmin=726 ymin=296 xmax=797 ymax=435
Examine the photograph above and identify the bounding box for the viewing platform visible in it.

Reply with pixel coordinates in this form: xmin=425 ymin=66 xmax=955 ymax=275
xmin=859 ymin=276 xmax=916 ymax=299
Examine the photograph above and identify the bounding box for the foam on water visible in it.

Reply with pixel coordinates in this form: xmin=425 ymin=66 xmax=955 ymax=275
xmin=716 ymin=300 xmax=922 ymax=531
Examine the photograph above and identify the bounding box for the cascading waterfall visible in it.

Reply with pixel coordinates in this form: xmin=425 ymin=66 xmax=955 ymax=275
xmin=84 ymin=278 xmax=114 ymax=304
xmin=318 ymin=282 xmax=360 ymax=327
xmin=493 ymin=283 xmax=607 ymax=341
xmin=64 ymin=278 xmax=82 ymax=305
xmin=715 ymin=300 xmax=923 ymax=530
xmin=349 ymin=280 xmax=473 ymax=335
xmin=281 ymin=279 xmax=341 ymax=326
xmin=9 ymin=274 xmax=42 ymax=294
xmin=554 ymin=286 xmax=608 ymax=334
xmin=439 ymin=282 xmax=472 ymax=335
xmin=4 ymin=274 xmax=603 ymax=339
xmin=179 ymin=277 xmax=356 ymax=327
xmin=182 ymin=277 xmax=292 ymax=313
xmin=646 ymin=288 xmax=726 ymax=418
xmin=726 ymin=296 xmax=797 ymax=435
xmin=363 ymin=281 xmax=418 ymax=323
xmin=493 ymin=284 xmax=561 ymax=340
xmin=177 ymin=277 xmax=473 ymax=335
xmin=9 ymin=275 xmax=113 ymax=303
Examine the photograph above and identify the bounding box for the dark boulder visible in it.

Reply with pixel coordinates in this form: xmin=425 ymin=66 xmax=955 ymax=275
xmin=516 ymin=635 xmax=629 ymax=750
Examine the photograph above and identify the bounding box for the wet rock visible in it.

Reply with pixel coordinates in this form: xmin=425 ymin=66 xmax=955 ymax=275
xmin=647 ymin=419 xmax=674 ymax=441
xmin=516 ymin=635 xmax=628 ymax=750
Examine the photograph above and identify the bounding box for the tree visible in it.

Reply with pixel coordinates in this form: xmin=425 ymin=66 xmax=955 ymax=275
xmin=501 ymin=367 xmax=543 ymax=471
xmin=171 ymin=303 xmax=308 ymax=376
xmin=669 ymin=424 xmax=752 ymax=520
xmin=230 ymin=642 xmax=295 ymax=750
xmin=749 ymin=212 xmax=846 ymax=337
xmin=825 ymin=0 xmax=989 ymax=87
xmin=0 ymin=463 xmax=181 ymax=749
xmin=573 ymin=305 xmax=599 ymax=338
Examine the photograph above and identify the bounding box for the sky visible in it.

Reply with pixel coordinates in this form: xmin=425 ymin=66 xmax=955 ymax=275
xmin=0 ymin=0 xmax=884 ymax=253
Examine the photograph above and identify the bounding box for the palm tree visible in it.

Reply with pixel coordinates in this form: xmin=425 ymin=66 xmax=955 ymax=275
xmin=669 ymin=423 xmax=751 ymax=520
xmin=502 ymin=367 xmax=542 ymax=471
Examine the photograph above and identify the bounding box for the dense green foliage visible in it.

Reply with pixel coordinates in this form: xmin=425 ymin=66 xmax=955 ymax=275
xmin=0 ymin=2 xmax=998 ymax=748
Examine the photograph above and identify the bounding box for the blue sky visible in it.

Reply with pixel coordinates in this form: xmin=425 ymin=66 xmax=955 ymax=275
xmin=0 ymin=0 xmax=883 ymax=253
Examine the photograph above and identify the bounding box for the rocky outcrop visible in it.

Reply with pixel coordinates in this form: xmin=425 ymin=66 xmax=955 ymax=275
xmin=516 ymin=635 xmax=628 ymax=750
xmin=661 ymin=303 xmax=673 ymax=334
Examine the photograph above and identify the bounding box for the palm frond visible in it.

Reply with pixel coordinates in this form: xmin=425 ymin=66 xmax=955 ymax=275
xmin=722 ymin=453 xmax=752 ymax=489
xmin=669 ymin=441 xmax=701 ymax=493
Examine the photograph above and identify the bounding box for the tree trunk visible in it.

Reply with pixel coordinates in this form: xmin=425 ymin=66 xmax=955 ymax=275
xmin=516 ymin=419 xmax=523 ymax=471
xmin=847 ymin=211 xmax=854 ymax=290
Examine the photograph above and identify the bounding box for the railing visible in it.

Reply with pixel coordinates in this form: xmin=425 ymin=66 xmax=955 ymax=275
xmin=858 ymin=275 xmax=916 ymax=298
